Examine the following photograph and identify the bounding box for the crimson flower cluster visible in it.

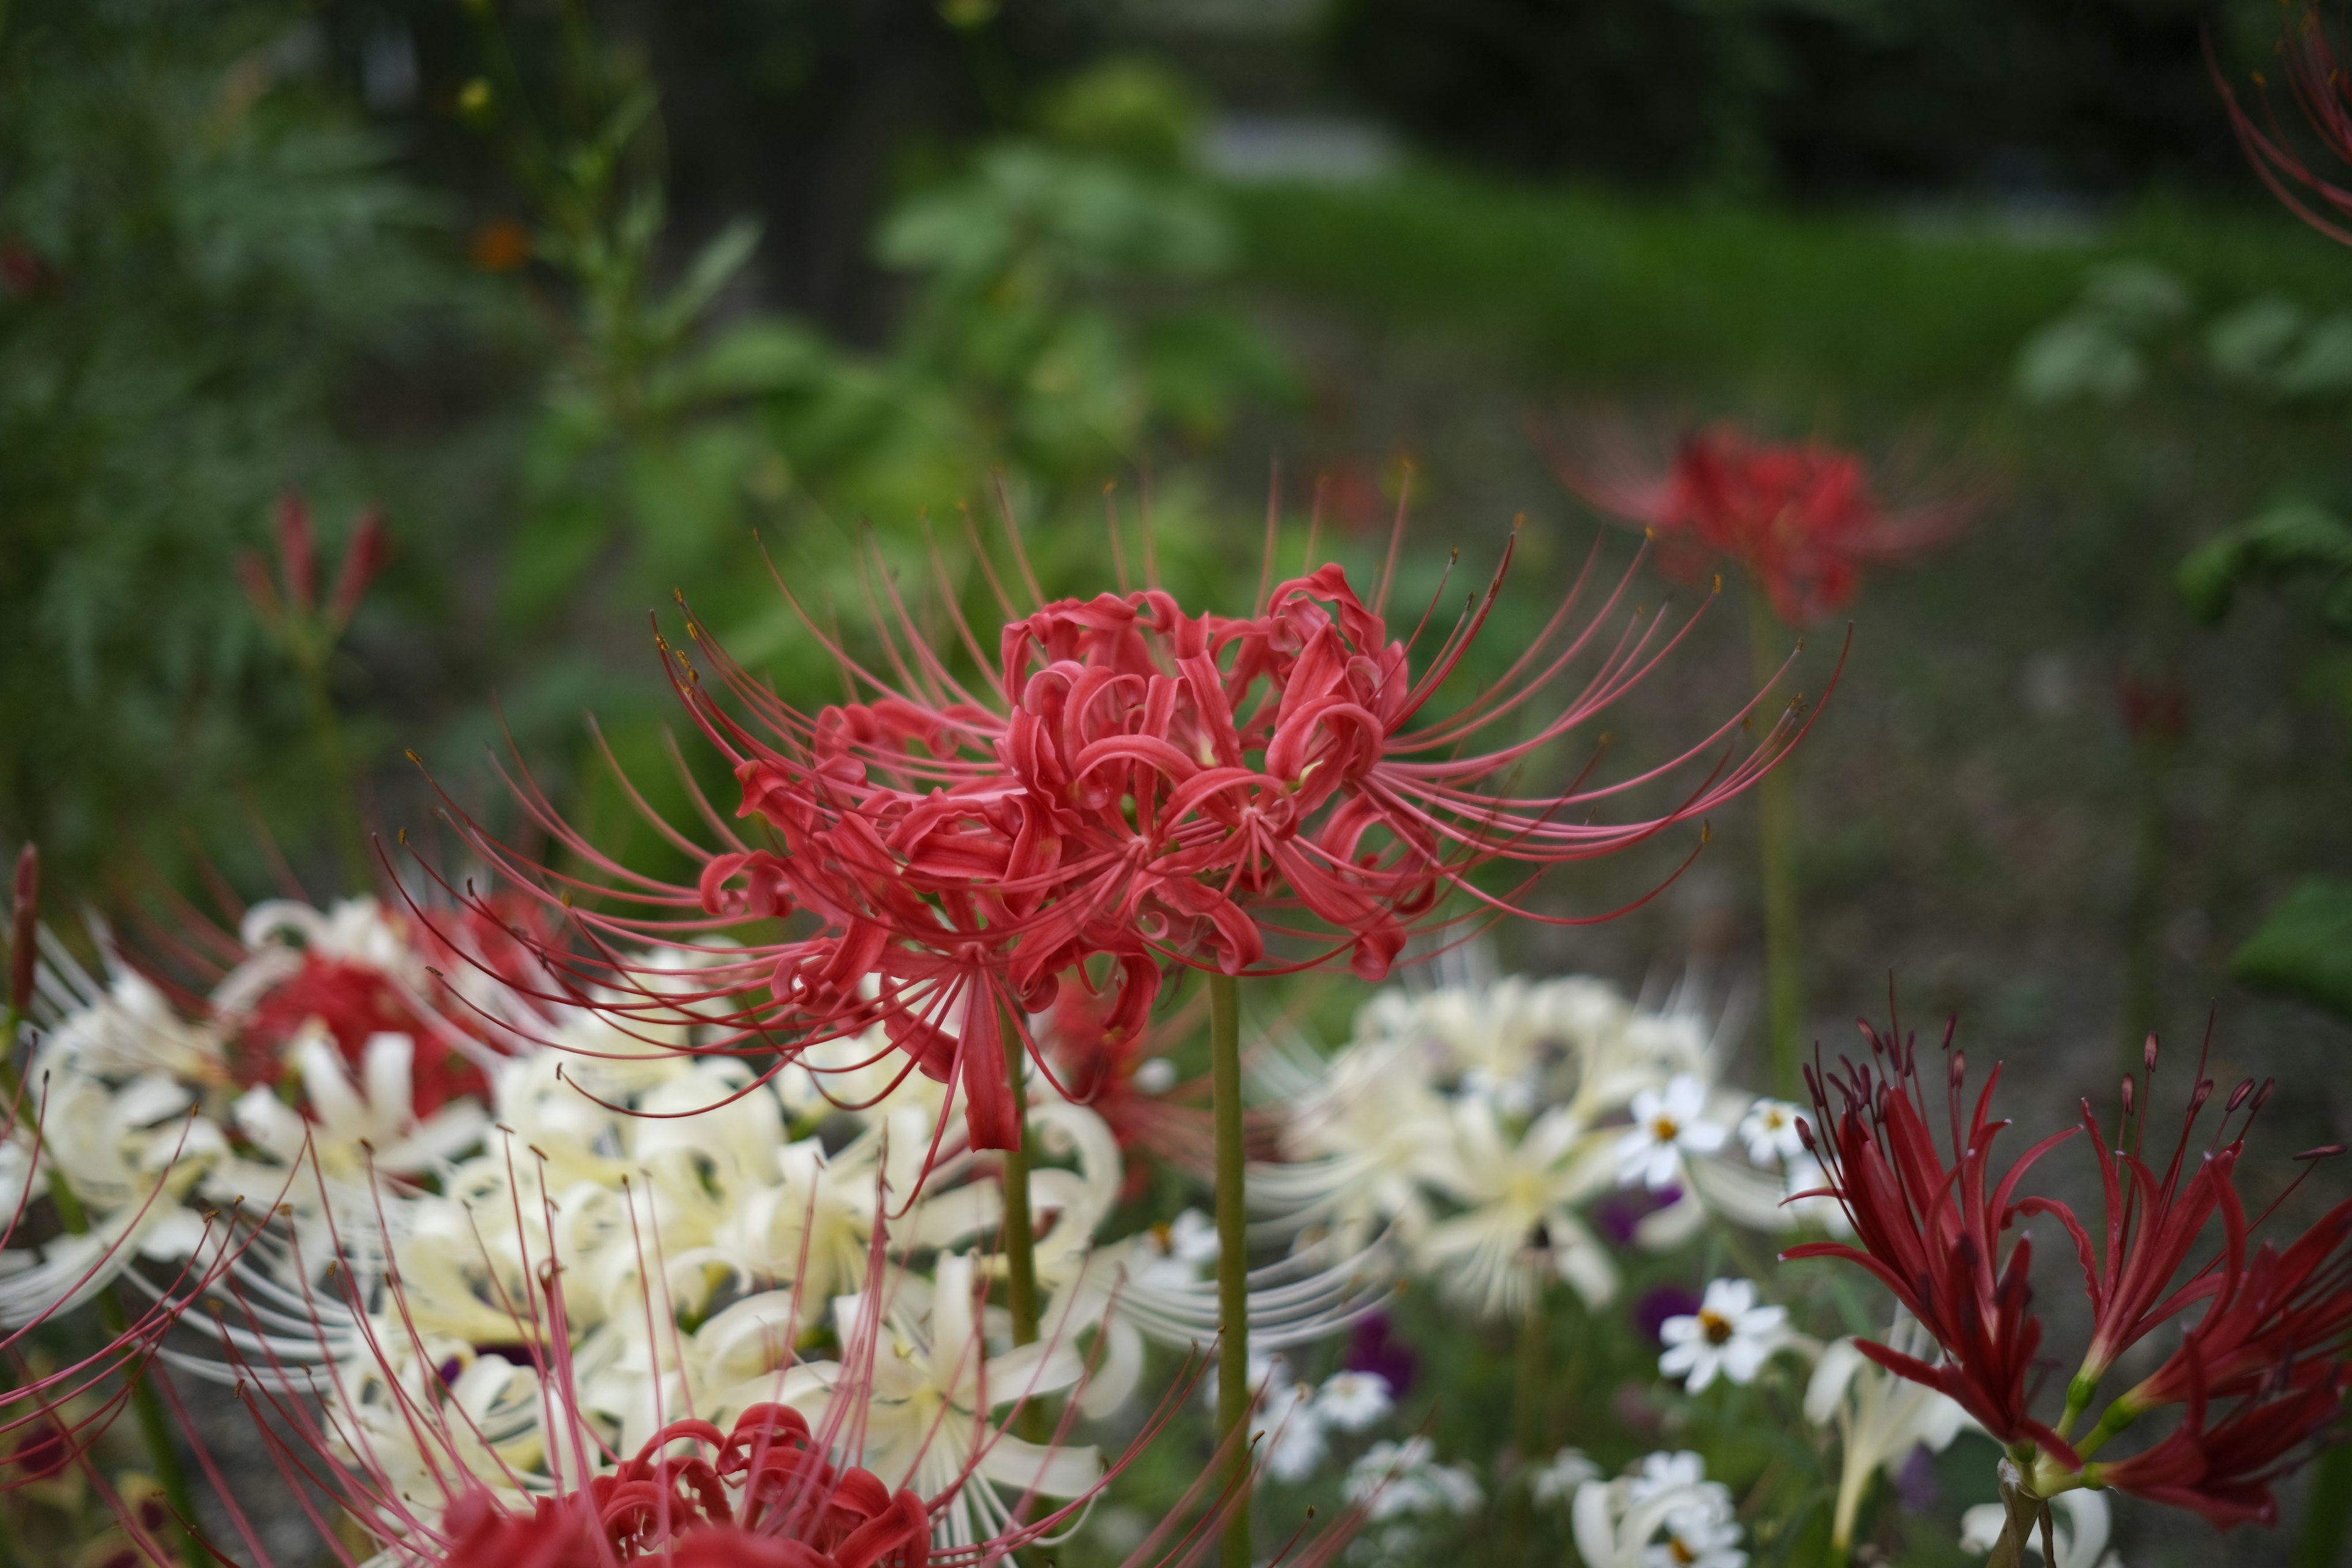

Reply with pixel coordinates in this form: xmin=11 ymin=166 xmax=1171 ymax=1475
xmin=1557 ymin=423 xmax=1963 ymax=625
xmin=437 ymin=1407 xmax=932 ymax=1568
xmin=2212 ymin=7 xmax=2352 ymax=249
xmin=1789 ymin=1020 xmax=2351 ymax=1529
xmin=462 ymin=529 xmax=1809 ymax=1152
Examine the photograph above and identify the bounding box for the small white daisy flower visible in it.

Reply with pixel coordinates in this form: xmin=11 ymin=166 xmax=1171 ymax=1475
xmin=1736 ymin=1098 xmax=1806 ymax=1165
xmin=1643 ymin=1498 xmax=1747 ymax=1568
xmin=1314 ymin=1370 xmax=1394 ymax=1431
xmin=1526 ymin=1447 xmax=1599 ymax=1504
xmin=1616 ymin=1074 xmax=1728 ymax=1189
xmin=1659 ymin=1278 xmax=1789 ymax=1392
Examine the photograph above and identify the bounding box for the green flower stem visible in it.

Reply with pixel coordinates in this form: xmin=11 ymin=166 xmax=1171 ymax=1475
xmin=998 ymin=1014 xmax=1046 ymax=1449
xmin=2297 ymin=1439 xmax=2352 ymax=1567
xmin=1209 ymin=970 xmax=1251 ymax=1568
xmin=0 ymin=1038 xmax=208 ymax=1568
xmin=1000 ymin=1019 xmax=1040 ymax=1349
xmin=1749 ymin=586 xmax=1803 ymax=1095
xmin=295 ymin=656 xmax=371 ymax=891
xmin=1513 ymin=1283 xmax=1549 ymax=1458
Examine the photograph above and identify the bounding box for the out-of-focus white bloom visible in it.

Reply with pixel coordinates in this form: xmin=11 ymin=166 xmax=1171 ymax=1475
xmin=1343 ymin=1436 xmax=1483 ymax=1521
xmin=1736 ymin=1099 xmax=1806 ymax=1164
xmin=1959 ymin=1489 xmax=2119 ymax=1568
xmin=1412 ymin=1097 xmax=1619 ymax=1315
xmin=1574 ymin=1451 xmax=1744 ymax=1568
xmin=1659 ymin=1278 xmax=1789 ymax=1392
xmin=1527 ymin=1447 xmax=1599 ymax=1504
xmin=783 ymin=1252 xmax=1102 ymax=1548
xmin=1645 ymin=1499 xmax=1747 ymax=1568
xmin=1779 ymin=1152 xmax=1852 ymax=1235
xmin=1129 ymin=1208 xmax=1218 ymax=1287
xmin=1616 ymin=1074 xmax=1728 ymax=1189
xmin=1808 ymin=1310 xmax=1974 ymax=1553
xmin=1316 ymin=1370 xmax=1394 ymax=1430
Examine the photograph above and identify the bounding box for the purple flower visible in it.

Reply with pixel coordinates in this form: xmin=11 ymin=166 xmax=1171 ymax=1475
xmin=1344 ymin=1313 xmax=1419 ymax=1396
xmin=1632 ymin=1283 xmax=1705 ymax=1346
xmin=1591 ymin=1183 xmax=1682 ymax=1246
xmin=1895 ymin=1442 xmax=1939 ymax=1513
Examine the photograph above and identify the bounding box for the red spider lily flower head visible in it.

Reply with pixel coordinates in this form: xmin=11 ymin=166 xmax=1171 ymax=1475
xmin=437 ymin=495 xmax=1823 ymax=1155
xmin=2087 ymin=1360 xmax=2350 ymax=1529
xmin=2211 ymin=9 xmax=2352 ymax=249
xmin=1784 ymin=1014 xmax=2081 ymax=1460
xmin=240 ymin=492 xmax=392 ymax=644
xmin=1553 ymin=423 xmax=1966 ymax=625
xmin=429 ymin=1406 xmax=935 ymax=1568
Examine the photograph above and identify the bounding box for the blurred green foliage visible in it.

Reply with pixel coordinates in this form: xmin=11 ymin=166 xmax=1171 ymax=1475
xmin=0 ymin=0 xmax=469 ymax=888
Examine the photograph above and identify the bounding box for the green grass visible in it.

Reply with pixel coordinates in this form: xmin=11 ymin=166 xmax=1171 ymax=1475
xmin=1228 ymin=164 xmax=2352 ymax=402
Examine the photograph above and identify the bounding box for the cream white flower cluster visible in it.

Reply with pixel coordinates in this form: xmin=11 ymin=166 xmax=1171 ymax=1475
xmin=9 ymin=897 xmax=1395 ymax=1553
xmin=1250 ymin=970 xmax=1838 ymax=1322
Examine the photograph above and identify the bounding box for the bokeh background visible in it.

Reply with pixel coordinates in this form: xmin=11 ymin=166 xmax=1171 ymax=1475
xmin=7 ymin=4 xmax=2352 ymax=1561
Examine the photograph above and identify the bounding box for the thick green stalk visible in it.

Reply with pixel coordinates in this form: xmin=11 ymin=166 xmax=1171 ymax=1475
xmin=297 ymin=660 xmax=371 ymax=890
xmin=2297 ymin=1440 xmax=2352 ymax=1567
xmin=1749 ymin=586 xmax=1803 ymax=1095
xmin=1000 ymin=1020 xmax=1040 ymax=1349
xmin=1209 ymin=971 xmax=1250 ymax=1568
xmin=1513 ymin=1284 xmax=1548 ymax=1458
xmin=0 ymin=1042 xmax=207 ymax=1568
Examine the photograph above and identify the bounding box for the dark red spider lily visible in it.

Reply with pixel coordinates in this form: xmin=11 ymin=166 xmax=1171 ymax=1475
xmin=2211 ymin=9 xmax=2352 ymax=250
xmin=1045 ymin=985 xmax=1227 ymax=1200
xmin=2024 ymin=1042 xmax=2264 ymax=1404
xmin=431 ymin=504 xmax=1820 ymax=1153
xmin=2087 ymin=1361 xmax=2350 ymax=1530
xmin=1555 ymin=423 xmax=1964 ymax=625
xmin=1789 ymin=1012 xmax=2352 ymax=1538
xmin=238 ymin=492 xmax=391 ymax=643
xmin=1784 ymin=1017 xmax=2080 ymax=1460
xmin=2122 ymin=1191 xmax=2352 ymax=1414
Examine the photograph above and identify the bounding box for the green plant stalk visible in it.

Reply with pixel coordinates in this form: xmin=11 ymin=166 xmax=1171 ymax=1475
xmin=0 ymin=1038 xmax=207 ymax=1568
xmin=1000 ymin=1019 xmax=1041 ymax=1348
xmin=1513 ymin=1283 xmax=1548 ymax=1458
xmin=1750 ymin=586 xmax=1803 ymax=1094
xmin=2298 ymin=1439 xmax=2352 ymax=1567
xmin=998 ymin=1015 xmax=1047 ymax=1450
xmin=1209 ymin=971 xmax=1250 ymax=1568
xmin=296 ymin=657 xmax=371 ymax=890
xmin=2120 ymin=734 xmax=2171 ymax=1080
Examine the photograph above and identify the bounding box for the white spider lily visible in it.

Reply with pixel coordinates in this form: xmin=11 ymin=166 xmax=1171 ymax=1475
xmin=1572 ymin=1451 xmax=1746 ymax=1568
xmin=1959 ymin=1489 xmax=2119 ymax=1568
xmin=1343 ymin=1434 xmax=1483 ymax=1520
xmin=1410 ymin=1097 xmax=1619 ymax=1315
xmin=1809 ymin=1310 xmax=1975 ymax=1553
xmin=782 ymin=1252 xmax=1101 ymax=1549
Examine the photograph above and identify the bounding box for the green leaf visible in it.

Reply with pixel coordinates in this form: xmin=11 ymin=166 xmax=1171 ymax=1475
xmin=651 ymin=316 xmax=837 ymax=411
xmin=2206 ymin=294 xmax=2306 ymax=383
xmin=2272 ymin=313 xmax=2352 ymax=398
xmin=2232 ymin=878 xmax=2352 ymax=1022
xmin=2177 ymin=500 xmax=2352 ymax=627
xmin=2013 ymin=315 xmax=2143 ymax=405
xmin=645 ymin=217 xmax=763 ymax=344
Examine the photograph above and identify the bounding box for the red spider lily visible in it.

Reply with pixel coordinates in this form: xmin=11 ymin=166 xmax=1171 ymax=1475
xmin=239 ymin=492 xmax=392 ymax=645
xmin=227 ymin=952 xmax=485 ymax=1117
xmin=431 ymin=1406 xmax=934 ymax=1568
xmin=1555 ymin=423 xmax=1965 ymax=625
xmin=2211 ymin=9 xmax=2352 ymax=249
xmin=1784 ymin=1018 xmax=2080 ymax=1460
xmin=429 ymin=504 xmax=1821 ymax=1153
xmin=2088 ymin=1362 xmax=2350 ymax=1529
